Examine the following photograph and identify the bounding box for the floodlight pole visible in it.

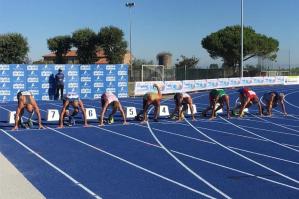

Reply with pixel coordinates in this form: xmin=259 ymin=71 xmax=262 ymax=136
xmin=126 ymin=2 xmax=135 ymax=80
xmin=184 ymin=64 xmax=187 ymax=80
xmin=240 ymin=0 xmax=244 ymax=78
xmin=289 ymin=48 xmax=291 ymax=75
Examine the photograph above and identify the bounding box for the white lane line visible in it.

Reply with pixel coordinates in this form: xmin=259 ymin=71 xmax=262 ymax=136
xmin=147 ymin=121 xmax=231 ymax=199
xmin=132 ymin=123 xmax=299 ymax=166
xmin=222 ymin=116 xmax=299 ymax=153
xmin=279 ymin=90 xmax=299 ymax=114
xmin=242 ymin=118 xmax=299 ymax=129
xmin=194 ymin=126 xmax=267 ymax=141
xmin=46 ymin=127 xmax=215 ymax=199
xmin=285 ymin=97 xmax=299 ymax=109
xmin=156 ymin=120 xmax=299 ymax=148
xmin=91 ymin=124 xmax=299 ymax=191
xmin=238 ymin=124 xmax=299 ymax=138
xmin=0 ymin=105 xmax=215 ymax=198
xmin=145 ymin=97 xmax=232 ymax=199
xmin=0 ymin=128 xmax=102 ymax=199
xmin=185 ymin=118 xmax=299 ymax=185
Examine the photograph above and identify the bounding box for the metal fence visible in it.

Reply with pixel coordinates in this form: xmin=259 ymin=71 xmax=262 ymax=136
xmin=128 ymin=65 xmax=299 ymax=82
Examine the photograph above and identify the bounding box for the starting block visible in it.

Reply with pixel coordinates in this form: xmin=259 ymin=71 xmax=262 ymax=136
xmin=8 ymin=111 xmax=16 ymax=124
xmin=215 ymin=103 xmax=223 ymax=113
xmin=187 ymin=104 xmax=197 ymax=115
xmin=85 ymin=108 xmax=97 ymax=120
xmin=232 ymin=107 xmax=249 ymax=116
xmin=47 ymin=109 xmax=60 ymax=121
xmin=126 ymin=107 xmax=137 ymax=118
xmin=159 ymin=105 xmax=170 ymax=116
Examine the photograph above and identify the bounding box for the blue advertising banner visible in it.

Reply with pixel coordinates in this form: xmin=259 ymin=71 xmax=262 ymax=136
xmin=11 ymin=64 xmax=27 ymax=101
xmin=39 ymin=64 xmax=55 ymax=100
xmin=80 ymin=65 xmax=92 ymax=99
xmin=105 ymin=76 xmax=117 ymax=93
xmin=0 ymin=65 xmax=12 ymax=102
xmin=0 ymin=64 xmax=128 ymax=101
xmin=117 ymin=64 xmax=128 ymax=98
xmin=92 ymin=64 xmax=105 ymax=99
xmin=26 ymin=65 xmax=40 ymax=99
xmin=64 ymin=64 xmax=80 ymax=94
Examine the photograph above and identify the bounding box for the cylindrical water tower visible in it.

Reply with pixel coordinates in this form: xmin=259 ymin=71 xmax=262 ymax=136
xmin=156 ymin=52 xmax=172 ymax=67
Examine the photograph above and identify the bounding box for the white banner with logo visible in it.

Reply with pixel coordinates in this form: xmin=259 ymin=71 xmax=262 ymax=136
xmin=134 ymin=76 xmax=293 ymax=96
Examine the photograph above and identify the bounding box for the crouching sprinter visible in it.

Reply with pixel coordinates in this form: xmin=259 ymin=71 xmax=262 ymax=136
xmin=170 ymin=92 xmax=195 ymax=121
xmin=58 ymin=93 xmax=88 ymax=128
xmin=12 ymin=91 xmax=44 ymax=130
xmin=99 ymin=92 xmax=127 ymax=126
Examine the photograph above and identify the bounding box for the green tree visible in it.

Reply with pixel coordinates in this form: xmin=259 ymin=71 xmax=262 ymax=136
xmin=47 ymin=35 xmax=72 ymax=64
xmin=72 ymin=28 xmax=98 ymax=64
xmin=98 ymin=26 xmax=127 ymax=64
xmin=201 ymin=25 xmax=279 ymax=75
xmin=132 ymin=59 xmax=154 ymax=68
xmin=0 ymin=33 xmax=29 ymax=64
xmin=175 ymin=55 xmax=199 ymax=69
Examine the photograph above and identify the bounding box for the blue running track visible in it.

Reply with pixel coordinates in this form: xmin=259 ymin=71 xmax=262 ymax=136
xmin=0 ymin=85 xmax=298 ymax=199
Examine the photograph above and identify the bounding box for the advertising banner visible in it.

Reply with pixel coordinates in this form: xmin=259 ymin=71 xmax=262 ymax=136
xmin=251 ymin=77 xmax=264 ymax=85
xmin=206 ymin=79 xmax=219 ymax=89
xmin=194 ymin=79 xmax=207 ymax=91
xmin=64 ymin=64 xmax=80 ymax=94
xmin=39 ymin=64 xmax=55 ymax=100
xmin=11 ymin=64 xmax=27 ymax=101
xmin=0 ymin=64 xmax=128 ymax=101
xmin=263 ymin=76 xmax=276 ymax=85
xmin=284 ymin=76 xmax=299 ymax=85
xmin=182 ymin=80 xmax=195 ymax=92
xmin=26 ymin=64 xmax=40 ymax=99
xmin=0 ymin=65 xmax=12 ymax=102
xmin=80 ymin=65 xmax=92 ymax=99
xmin=275 ymin=76 xmax=285 ymax=85
xmin=164 ymin=81 xmax=183 ymax=93
xmin=134 ymin=81 xmax=164 ymax=95
xmin=92 ymin=64 xmax=105 ymax=99
xmin=241 ymin=77 xmax=253 ymax=86
xmin=217 ymin=78 xmax=230 ymax=88
xmin=228 ymin=78 xmax=241 ymax=87
xmin=117 ymin=64 xmax=128 ymax=98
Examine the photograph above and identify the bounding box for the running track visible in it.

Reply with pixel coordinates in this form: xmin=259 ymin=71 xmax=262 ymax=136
xmin=0 ymin=85 xmax=298 ymax=199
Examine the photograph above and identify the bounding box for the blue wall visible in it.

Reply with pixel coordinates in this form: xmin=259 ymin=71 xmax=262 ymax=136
xmin=0 ymin=64 xmax=128 ymax=102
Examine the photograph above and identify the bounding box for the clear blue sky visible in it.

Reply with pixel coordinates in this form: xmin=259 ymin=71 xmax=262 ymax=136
xmin=1 ymin=0 xmax=298 ymax=68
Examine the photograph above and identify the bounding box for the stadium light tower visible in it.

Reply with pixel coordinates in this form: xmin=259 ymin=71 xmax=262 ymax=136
xmin=126 ymin=2 xmax=135 ymax=80
xmin=240 ymin=0 xmax=244 ymax=77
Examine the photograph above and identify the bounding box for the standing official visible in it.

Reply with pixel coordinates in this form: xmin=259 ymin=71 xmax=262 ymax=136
xmin=55 ymin=68 xmax=64 ymax=100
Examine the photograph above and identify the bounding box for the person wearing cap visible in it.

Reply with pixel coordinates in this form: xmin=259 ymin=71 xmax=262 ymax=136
xmin=170 ymin=92 xmax=195 ymax=121
xmin=55 ymin=68 xmax=64 ymax=100
xmin=237 ymin=87 xmax=262 ymax=117
xmin=262 ymin=91 xmax=287 ymax=116
xmin=12 ymin=91 xmax=44 ymax=130
xmin=99 ymin=92 xmax=127 ymax=126
xmin=58 ymin=93 xmax=88 ymax=128
xmin=202 ymin=89 xmax=230 ymax=119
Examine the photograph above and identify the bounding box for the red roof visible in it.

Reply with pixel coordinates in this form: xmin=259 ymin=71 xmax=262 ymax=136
xmin=43 ymin=50 xmax=106 ymax=58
